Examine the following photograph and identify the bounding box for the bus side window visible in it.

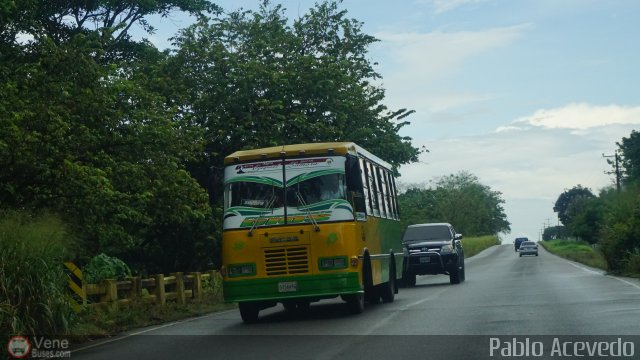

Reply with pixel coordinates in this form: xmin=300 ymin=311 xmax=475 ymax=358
xmin=346 ymin=155 xmax=366 ymax=216
xmin=368 ymin=162 xmax=380 ymax=217
xmin=360 ymin=157 xmax=374 ymax=216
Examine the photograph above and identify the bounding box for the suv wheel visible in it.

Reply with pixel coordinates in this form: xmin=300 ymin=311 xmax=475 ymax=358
xmin=402 ymin=270 xmax=416 ymax=287
xmin=449 ymin=262 xmax=462 ymax=284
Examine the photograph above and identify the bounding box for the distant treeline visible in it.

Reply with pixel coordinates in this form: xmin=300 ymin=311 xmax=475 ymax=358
xmin=547 ymin=130 xmax=640 ymax=274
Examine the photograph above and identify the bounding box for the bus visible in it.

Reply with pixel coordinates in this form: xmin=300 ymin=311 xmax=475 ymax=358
xmin=221 ymin=142 xmax=403 ymax=322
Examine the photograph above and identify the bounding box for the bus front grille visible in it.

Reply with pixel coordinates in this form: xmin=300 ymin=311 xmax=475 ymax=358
xmin=264 ymin=246 xmax=309 ymax=276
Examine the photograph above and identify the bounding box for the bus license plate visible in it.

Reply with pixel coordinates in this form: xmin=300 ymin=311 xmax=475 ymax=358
xmin=419 ymin=256 xmax=430 ymax=263
xmin=278 ymin=281 xmax=298 ymax=292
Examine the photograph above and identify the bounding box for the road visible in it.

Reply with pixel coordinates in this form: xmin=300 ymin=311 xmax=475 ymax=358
xmin=73 ymin=245 xmax=640 ymax=360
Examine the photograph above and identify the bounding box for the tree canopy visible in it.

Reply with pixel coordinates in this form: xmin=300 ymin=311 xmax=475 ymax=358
xmin=1 ymin=0 xmax=422 ymax=273
xmin=553 ymin=185 xmax=595 ymax=227
xmin=398 ymin=171 xmax=511 ymax=236
xmin=618 ymin=130 xmax=640 ymax=184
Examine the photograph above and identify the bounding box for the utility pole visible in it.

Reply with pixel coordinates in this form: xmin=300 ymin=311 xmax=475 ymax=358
xmin=603 ymin=152 xmax=621 ymax=192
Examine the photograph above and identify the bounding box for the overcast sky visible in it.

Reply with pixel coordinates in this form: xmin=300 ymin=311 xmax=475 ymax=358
xmin=147 ymin=0 xmax=640 ymax=241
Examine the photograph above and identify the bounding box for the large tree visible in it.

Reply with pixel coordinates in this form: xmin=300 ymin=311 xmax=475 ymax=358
xmin=618 ymin=130 xmax=640 ymax=184
xmin=398 ymin=171 xmax=510 ymax=236
xmin=164 ymin=0 xmax=422 ymax=196
xmin=0 ymin=0 xmax=216 ymax=272
xmin=553 ymin=185 xmax=595 ymax=227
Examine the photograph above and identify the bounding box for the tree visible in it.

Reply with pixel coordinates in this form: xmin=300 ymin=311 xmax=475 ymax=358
xmin=397 ymin=171 xmax=510 ymax=236
xmin=618 ymin=130 xmax=640 ymax=184
xmin=553 ymin=185 xmax=595 ymax=226
xmin=568 ymin=197 xmax=604 ymax=244
xmin=0 ymin=0 xmax=215 ymax=273
xmin=542 ymin=225 xmax=567 ymax=240
xmin=164 ymin=0 xmax=422 ymax=197
xmin=397 ymin=187 xmax=438 ymax=230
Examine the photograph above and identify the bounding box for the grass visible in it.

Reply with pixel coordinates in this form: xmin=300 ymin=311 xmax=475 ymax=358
xmin=69 ymin=273 xmax=235 ymax=342
xmin=539 ymin=239 xmax=608 ymax=270
xmin=462 ymin=235 xmax=501 ymax=257
xmin=69 ymin=297 xmax=236 ymax=343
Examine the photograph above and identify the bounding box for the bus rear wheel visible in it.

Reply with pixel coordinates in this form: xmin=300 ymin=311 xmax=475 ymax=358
xmin=239 ymin=302 xmax=259 ymax=323
xmin=380 ymin=259 xmax=396 ymax=303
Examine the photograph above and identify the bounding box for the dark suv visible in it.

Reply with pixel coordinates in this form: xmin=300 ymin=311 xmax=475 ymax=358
xmin=514 ymin=237 xmax=528 ymax=252
xmin=401 ymin=223 xmax=465 ymax=286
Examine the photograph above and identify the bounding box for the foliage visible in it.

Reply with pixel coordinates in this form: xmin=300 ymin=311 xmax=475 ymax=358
xmin=165 ymin=0 xmax=422 ymax=191
xmin=539 ymin=239 xmax=607 ymax=270
xmin=0 ymin=210 xmax=75 ymax=338
xmin=83 ymin=253 xmax=132 ymax=283
xmin=617 ymin=130 xmax=640 ymax=184
xmin=597 ymin=184 xmax=640 ymax=273
xmin=0 ymin=1 xmax=214 ymax=273
xmin=1 ymin=0 xmax=421 ymax=279
xmin=542 ymin=225 xmax=567 ymax=240
xmin=460 ymin=235 xmax=501 ymax=258
xmin=398 ymin=171 xmax=510 ymax=236
xmin=553 ymin=185 xmax=595 ymax=226
xmin=568 ymin=197 xmax=604 ymax=244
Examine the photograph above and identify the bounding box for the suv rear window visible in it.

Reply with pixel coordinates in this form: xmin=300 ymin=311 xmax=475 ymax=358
xmin=403 ymin=225 xmax=451 ymax=242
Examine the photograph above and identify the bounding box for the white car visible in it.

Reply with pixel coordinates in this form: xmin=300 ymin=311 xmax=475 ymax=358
xmin=519 ymin=241 xmax=539 ymax=257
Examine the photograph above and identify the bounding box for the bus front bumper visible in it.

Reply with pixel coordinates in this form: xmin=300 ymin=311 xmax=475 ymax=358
xmin=223 ymin=272 xmax=361 ymax=303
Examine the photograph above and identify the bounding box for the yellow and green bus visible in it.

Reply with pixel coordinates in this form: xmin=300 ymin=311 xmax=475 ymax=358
xmin=221 ymin=142 xmax=403 ymax=322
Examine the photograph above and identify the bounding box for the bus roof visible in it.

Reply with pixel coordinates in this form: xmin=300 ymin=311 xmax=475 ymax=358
xmin=224 ymin=142 xmax=392 ymax=169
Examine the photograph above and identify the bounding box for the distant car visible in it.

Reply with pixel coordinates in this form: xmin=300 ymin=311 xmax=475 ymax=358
xmin=514 ymin=237 xmax=528 ymax=252
xmin=519 ymin=241 xmax=539 ymax=257
xmin=401 ymin=223 xmax=465 ymax=286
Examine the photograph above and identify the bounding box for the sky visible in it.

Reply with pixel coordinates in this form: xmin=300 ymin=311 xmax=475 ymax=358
xmin=145 ymin=0 xmax=640 ymax=242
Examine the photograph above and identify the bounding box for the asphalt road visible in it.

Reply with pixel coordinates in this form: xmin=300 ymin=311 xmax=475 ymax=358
xmin=72 ymin=245 xmax=640 ymax=360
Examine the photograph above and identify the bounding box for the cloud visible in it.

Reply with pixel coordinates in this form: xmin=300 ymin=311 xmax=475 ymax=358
xmin=376 ymin=24 xmax=529 ymax=79
xmin=374 ymin=24 xmax=529 ymax=113
xmin=399 ymin=104 xmax=638 ymax=239
xmin=513 ymin=103 xmax=640 ymax=130
xmin=416 ymin=0 xmax=491 ymax=14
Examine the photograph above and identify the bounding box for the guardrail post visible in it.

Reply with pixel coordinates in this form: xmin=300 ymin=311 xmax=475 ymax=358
xmin=173 ymin=272 xmax=185 ymax=305
xmin=104 ymin=279 xmax=118 ymax=310
xmin=192 ymin=272 xmax=202 ymax=301
xmin=155 ymin=274 xmax=166 ymax=306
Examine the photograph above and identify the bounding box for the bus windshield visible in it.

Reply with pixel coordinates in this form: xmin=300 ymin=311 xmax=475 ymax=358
xmin=223 ymin=157 xmax=352 ymax=229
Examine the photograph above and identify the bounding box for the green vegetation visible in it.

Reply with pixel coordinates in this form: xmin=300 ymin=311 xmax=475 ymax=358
xmin=398 ymin=171 xmax=511 ymax=236
xmin=1 ymin=0 xmax=426 ymax=338
xmin=461 ymin=235 xmax=501 ymax=258
xmin=552 ymin=130 xmax=640 ymax=275
xmin=83 ymin=254 xmax=132 ymax=283
xmin=69 ymin=278 xmax=233 ymax=341
xmin=0 ymin=211 xmax=76 ymax=339
xmin=539 ymin=240 xmax=608 ymax=271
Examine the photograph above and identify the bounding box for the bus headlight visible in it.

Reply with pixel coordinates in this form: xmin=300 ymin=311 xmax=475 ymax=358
xmin=227 ymin=263 xmax=256 ymax=277
xmin=319 ymin=256 xmax=348 ymax=270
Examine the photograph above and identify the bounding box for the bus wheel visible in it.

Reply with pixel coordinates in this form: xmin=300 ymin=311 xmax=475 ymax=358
xmin=344 ymin=293 xmax=364 ymax=314
xmin=381 ymin=260 xmax=396 ymax=303
xmin=239 ymin=302 xmax=259 ymax=323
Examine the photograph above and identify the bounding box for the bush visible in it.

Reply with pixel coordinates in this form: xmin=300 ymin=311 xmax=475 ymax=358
xmin=83 ymin=253 xmax=132 ymax=283
xmin=0 ymin=210 xmax=75 ymax=338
